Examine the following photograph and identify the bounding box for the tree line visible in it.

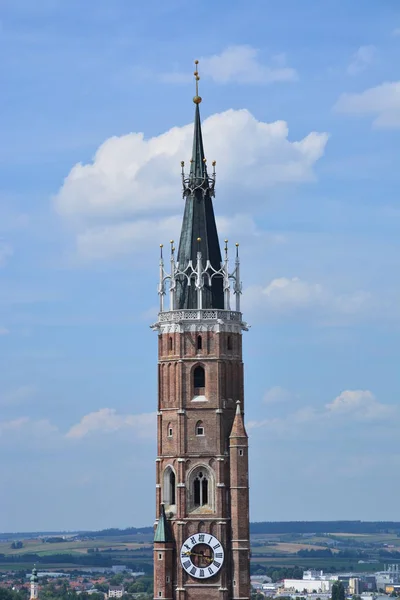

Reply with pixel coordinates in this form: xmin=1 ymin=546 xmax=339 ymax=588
xmin=250 ymin=521 xmax=400 ymax=534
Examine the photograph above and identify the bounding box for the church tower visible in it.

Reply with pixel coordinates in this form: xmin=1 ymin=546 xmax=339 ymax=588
xmin=30 ymin=566 xmax=39 ymax=600
xmin=152 ymin=61 xmax=250 ymax=600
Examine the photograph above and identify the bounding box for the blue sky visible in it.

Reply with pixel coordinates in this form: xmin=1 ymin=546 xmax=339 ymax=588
xmin=1 ymin=0 xmax=400 ymax=531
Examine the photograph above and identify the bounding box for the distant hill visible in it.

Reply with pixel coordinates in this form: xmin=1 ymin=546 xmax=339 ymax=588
xmin=250 ymin=521 xmax=400 ymax=534
xmin=2 ymin=521 xmax=400 ymax=539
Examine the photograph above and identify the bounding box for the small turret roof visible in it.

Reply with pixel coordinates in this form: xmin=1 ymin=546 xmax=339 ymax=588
xmin=154 ymin=504 xmax=174 ymax=543
xmin=229 ymin=401 xmax=248 ymax=439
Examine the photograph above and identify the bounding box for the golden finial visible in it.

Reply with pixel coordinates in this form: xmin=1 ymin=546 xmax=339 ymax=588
xmin=212 ymin=160 xmax=216 ymax=167
xmin=160 ymin=244 xmax=163 ymax=248
xmin=197 ymin=237 xmax=202 ymax=242
xmin=193 ymin=59 xmax=202 ymax=105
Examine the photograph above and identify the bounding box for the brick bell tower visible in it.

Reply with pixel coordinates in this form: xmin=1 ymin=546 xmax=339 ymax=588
xmin=152 ymin=61 xmax=250 ymax=600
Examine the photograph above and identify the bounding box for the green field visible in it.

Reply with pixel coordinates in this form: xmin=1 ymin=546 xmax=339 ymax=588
xmin=0 ymin=538 xmax=152 ymax=557
xmin=0 ymin=530 xmax=398 ymax=574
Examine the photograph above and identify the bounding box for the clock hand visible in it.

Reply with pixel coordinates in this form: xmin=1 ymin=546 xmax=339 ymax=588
xmin=188 ymin=552 xmax=213 ymax=562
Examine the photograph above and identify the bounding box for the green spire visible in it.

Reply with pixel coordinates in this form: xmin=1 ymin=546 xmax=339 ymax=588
xmin=30 ymin=565 xmax=38 ymax=583
xmin=154 ymin=504 xmax=173 ymax=543
xmin=189 ymin=102 xmax=207 ymax=183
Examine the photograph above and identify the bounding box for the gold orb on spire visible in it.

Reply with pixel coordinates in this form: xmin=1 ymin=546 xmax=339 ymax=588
xmin=193 ymin=59 xmax=202 ymax=104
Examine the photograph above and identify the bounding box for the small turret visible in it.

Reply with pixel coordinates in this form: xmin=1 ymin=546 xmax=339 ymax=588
xmin=153 ymin=504 xmax=174 ymax=600
xmin=230 ymin=399 xmax=248 ymax=440
xmin=230 ymin=401 xmax=250 ymax=600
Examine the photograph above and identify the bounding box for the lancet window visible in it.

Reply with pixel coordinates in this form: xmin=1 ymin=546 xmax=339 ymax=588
xmin=193 ymin=365 xmax=205 ymax=396
xmin=193 ymin=470 xmax=208 ymax=507
xmin=163 ymin=466 xmax=176 ymax=506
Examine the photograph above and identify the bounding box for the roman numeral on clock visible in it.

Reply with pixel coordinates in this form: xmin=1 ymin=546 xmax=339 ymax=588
xmin=183 ymin=560 xmax=191 ymax=569
xmin=215 ymin=552 xmax=223 ymax=558
xmin=213 ymin=561 xmax=221 ymax=568
xmin=208 ymin=567 xmax=214 ymax=575
xmin=213 ymin=543 xmax=221 ymax=549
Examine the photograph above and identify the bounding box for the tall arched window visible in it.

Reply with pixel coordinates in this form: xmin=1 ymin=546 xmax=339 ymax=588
xmin=168 ymin=337 xmax=173 ymax=352
xmin=193 ymin=366 xmax=205 ymax=394
xmin=188 ymin=465 xmax=214 ymax=513
xmin=163 ymin=466 xmax=176 ymax=506
xmin=227 ymin=335 xmax=232 ymax=351
xmin=197 ymin=335 xmax=202 ymax=351
xmin=193 ymin=470 xmax=208 ymax=507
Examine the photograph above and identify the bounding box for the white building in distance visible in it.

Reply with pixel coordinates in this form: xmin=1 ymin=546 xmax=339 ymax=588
xmin=284 ymin=571 xmax=338 ymax=593
xmin=108 ymin=586 xmax=124 ymax=598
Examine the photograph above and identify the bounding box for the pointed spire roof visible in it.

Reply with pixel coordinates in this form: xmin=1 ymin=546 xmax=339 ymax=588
xmin=189 ymin=103 xmax=207 ymax=182
xmin=154 ymin=504 xmax=174 ymax=543
xmin=176 ymin=61 xmax=224 ymax=310
xmin=230 ymin=401 xmax=248 ymax=440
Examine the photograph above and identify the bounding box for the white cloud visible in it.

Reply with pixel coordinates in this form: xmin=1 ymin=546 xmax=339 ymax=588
xmin=335 ymin=81 xmax=400 ymax=128
xmin=347 ymin=45 xmax=376 ymax=75
xmin=76 ymin=216 xmax=181 ymax=261
xmin=55 ymin=109 xmax=328 ymax=260
xmin=66 ymin=408 xmax=156 ymax=439
xmin=56 ymin=110 xmax=327 ymax=219
xmin=0 ymin=327 xmax=9 ymax=336
xmin=244 ymin=276 xmax=371 ymax=321
xmin=0 ymin=241 xmax=13 ymax=267
xmin=248 ymin=389 xmax=396 ymax=436
xmin=199 ymin=45 xmax=298 ymax=84
xmin=326 ymin=389 xmax=394 ymax=420
xmin=161 ymin=46 xmax=297 ymax=85
xmin=263 ymin=386 xmax=293 ymax=404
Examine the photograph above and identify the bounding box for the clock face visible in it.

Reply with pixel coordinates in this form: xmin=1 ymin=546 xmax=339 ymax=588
xmin=180 ymin=533 xmax=224 ymax=579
